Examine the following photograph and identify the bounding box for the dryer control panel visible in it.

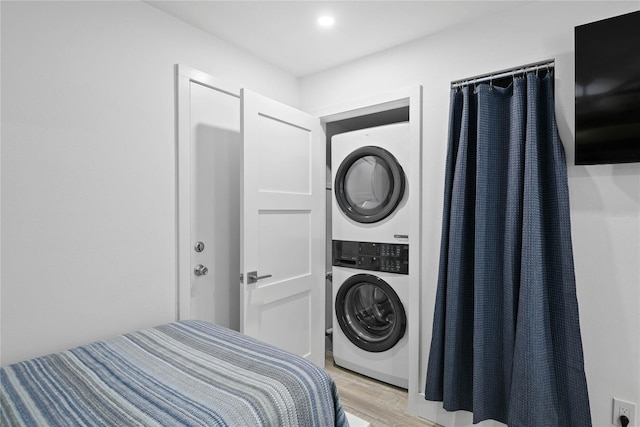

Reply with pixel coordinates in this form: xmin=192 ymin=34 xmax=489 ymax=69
xmin=332 ymin=240 xmax=409 ymax=274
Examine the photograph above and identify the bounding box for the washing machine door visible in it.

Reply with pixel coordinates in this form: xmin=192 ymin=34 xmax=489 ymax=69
xmin=335 ymin=273 xmax=406 ymax=353
xmin=334 ymin=146 xmax=405 ymax=224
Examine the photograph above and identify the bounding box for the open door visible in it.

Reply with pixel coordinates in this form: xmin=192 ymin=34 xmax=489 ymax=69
xmin=240 ymin=89 xmax=326 ymax=367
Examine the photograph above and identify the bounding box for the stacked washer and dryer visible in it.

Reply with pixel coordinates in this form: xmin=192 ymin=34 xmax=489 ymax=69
xmin=331 ymin=122 xmax=411 ymax=389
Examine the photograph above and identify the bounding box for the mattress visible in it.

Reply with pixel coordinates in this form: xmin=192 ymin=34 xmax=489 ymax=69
xmin=1 ymin=320 xmax=349 ymax=427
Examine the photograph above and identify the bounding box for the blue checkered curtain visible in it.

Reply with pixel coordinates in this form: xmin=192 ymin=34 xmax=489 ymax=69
xmin=424 ymin=72 xmax=591 ymax=426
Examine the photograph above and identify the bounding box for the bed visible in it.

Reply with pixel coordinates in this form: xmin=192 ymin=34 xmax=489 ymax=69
xmin=1 ymin=320 xmax=349 ymax=426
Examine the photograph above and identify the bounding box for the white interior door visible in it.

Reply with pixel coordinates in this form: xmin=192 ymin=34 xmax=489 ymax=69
xmin=240 ymin=89 xmax=325 ymax=367
xmin=189 ymin=82 xmax=241 ymax=330
xmin=177 ymin=65 xmax=244 ymax=327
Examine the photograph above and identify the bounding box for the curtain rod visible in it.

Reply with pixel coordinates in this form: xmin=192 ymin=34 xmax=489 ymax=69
xmin=451 ymin=59 xmax=555 ymax=89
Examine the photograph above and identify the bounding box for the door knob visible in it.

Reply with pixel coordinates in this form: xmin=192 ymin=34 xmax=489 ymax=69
xmin=194 ymin=264 xmax=208 ymax=276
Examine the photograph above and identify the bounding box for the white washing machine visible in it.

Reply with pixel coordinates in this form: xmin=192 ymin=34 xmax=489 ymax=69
xmin=331 ymin=122 xmax=410 ymax=244
xmin=332 ymin=259 xmax=409 ymax=389
xmin=330 ymin=122 xmax=411 ymax=389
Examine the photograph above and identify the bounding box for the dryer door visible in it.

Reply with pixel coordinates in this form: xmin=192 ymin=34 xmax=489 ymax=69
xmin=334 ymin=146 xmax=405 ymax=224
xmin=335 ymin=273 xmax=406 ymax=352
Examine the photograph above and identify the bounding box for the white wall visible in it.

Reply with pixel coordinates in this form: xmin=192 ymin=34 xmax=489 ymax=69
xmin=0 ymin=0 xmax=299 ymax=365
xmin=301 ymin=2 xmax=640 ymax=426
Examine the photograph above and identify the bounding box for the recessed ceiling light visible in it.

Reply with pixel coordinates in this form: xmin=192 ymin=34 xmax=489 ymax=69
xmin=317 ymin=15 xmax=335 ymax=28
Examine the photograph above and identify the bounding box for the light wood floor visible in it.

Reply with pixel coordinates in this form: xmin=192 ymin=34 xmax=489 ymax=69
xmin=324 ymin=352 xmax=440 ymax=427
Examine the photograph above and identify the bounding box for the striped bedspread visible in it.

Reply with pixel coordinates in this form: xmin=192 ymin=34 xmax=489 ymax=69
xmin=1 ymin=320 xmax=349 ymax=427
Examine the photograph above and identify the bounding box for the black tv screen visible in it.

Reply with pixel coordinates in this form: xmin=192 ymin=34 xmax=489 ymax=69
xmin=575 ymin=10 xmax=640 ymax=165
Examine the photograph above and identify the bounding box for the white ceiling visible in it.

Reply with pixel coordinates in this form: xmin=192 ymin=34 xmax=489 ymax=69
xmin=147 ymin=1 xmax=532 ymax=77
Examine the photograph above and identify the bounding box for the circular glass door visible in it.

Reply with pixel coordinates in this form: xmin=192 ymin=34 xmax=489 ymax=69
xmin=334 ymin=146 xmax=405 ymax=224
xmin=335 ymin=274 xmax=406 ymax=352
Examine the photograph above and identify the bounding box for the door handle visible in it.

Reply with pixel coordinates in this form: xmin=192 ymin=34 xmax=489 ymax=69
xmin=247 ymin=271 xmax=272 ymax=284
xmin=194 ymin=264 xmax=208 ymax=276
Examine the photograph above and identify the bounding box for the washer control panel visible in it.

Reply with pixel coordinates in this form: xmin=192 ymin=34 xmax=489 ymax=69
xmin=332 ymin=240 xmax=409 ymax=274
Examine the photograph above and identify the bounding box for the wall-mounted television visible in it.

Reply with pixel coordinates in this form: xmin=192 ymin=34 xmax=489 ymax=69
xmin=575 ymin=10 xmax=640 ymax=165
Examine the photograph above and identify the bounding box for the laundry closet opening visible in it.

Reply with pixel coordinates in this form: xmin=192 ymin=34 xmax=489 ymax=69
xmin=324 ymin=105 xmax=410 ymax=342
xmin=324 ymin=104 xmax=415 ymax=390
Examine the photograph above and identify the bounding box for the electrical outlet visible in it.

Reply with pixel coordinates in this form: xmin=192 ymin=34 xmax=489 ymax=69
xmin=613 ymin=398 xmax=637 ymax=426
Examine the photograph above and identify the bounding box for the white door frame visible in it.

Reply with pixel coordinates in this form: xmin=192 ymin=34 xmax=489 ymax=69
xmin=175 ymin=64 xmax=241 ymax=320
xmin=315 ymin=85 xmax=423 ymax=414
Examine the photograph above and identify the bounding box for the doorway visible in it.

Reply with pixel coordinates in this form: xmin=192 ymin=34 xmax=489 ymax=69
xmin=188 ymin=81 xmax=241 ymax=330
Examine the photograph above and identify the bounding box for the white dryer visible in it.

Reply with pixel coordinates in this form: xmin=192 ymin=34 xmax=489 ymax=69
xmin=331 ymin=241 xmax=409 ymax=389
xmin=331 ymin=122 xmax=410 ymax=244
